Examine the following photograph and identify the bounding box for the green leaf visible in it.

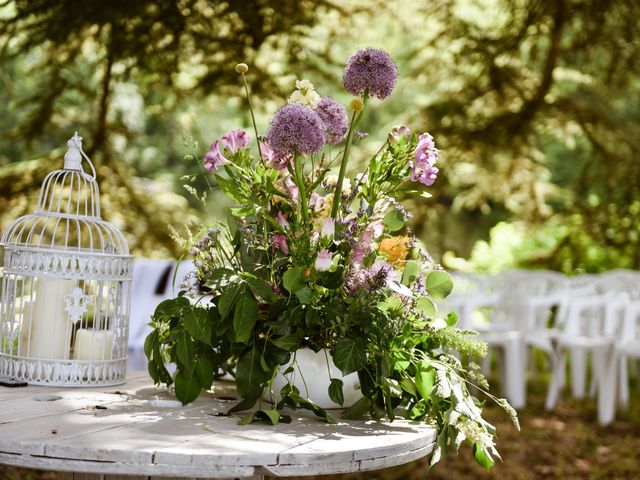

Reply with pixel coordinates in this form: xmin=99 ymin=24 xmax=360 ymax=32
xmin=233 ymin=293 xmax=258 ymax=343
xmin=153 ymin=296 xmax=190 ymax=320
xmin=143 ymin=330 xmax=158 ymax=362
xmin=194 ymin=356 xmax=214 ymax=390
xmin=415 ymin=366 xmax=435 ymax=400
xmin=331 ymin=338 xmax=367 ymax=375
xmin=294 ymin=286 xmax=314 ymax=304
xmin=175 ymin=330 xmax=195 ymax=374
xmin=204 ymin=268 xmax=234 ymax=288
xmin=416 ymin=296 xmax=437 ymax=318
xmin=174 ymin=370 xmax=201 ymax=405
xmin=473 ymin=444 xmax=495 ymax=470
xmin=383 ymin=209 xmax=405 ymax=232
xmin=445 ymin=311 xmax=458 ymax=327
xmin=283 ymin=266 xmax=307 ymax=293
xmin=255 ymin=408 xmax=281 ymax=425
xmin=401 ymin=260 xmax=420 ymax=286
xmin=400 ymin=378 xmax=417 ymax=396
xmin=425 ymin=271 xmax=454 ymax=300
xmin=183 ymin=307 xmax=212 ymax=345
xmin=341 ymin=396 xmax=373 ymax=420
xmin=329 ymin=378 xmax=344 ymax=406
xmin=228 ymin=394 xmax=260 ymax=414
xmin=270 ymin=334 xmax=303 ymax=352
xmin=245 ymin=277 xmax=276 ymax=302
xmin=218 ymin=282 xmax=242 ymax=319
xmin=235 ymin=346 xmax=272 ymax=398
xmin=215 ymin=175 xmax=247 ymax=204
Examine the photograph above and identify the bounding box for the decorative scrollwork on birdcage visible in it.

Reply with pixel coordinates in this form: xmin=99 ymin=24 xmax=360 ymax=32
xmin=0 ymin=132 xmax=133 ymax=386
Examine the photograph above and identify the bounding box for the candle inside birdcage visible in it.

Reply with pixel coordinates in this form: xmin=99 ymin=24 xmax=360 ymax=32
xmin=0 ymin=133 xmax=133 ymax=386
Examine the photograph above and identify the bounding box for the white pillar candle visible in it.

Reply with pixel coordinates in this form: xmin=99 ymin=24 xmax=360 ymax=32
xmin=73 ymin=329 xmax=113 ymax=361
xmin=20 ymin=278 xmax=75 ymax=360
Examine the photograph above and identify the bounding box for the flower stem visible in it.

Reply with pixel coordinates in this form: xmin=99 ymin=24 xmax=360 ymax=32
xmin=331 ymin=95 xmax=368 ymax=220
xmin=240 ymin=72 xmax=264 ymax=165
xmin=293 ymin=154 xmax=308 ymax=223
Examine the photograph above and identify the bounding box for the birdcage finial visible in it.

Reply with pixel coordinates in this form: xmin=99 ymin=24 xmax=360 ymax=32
xmin=64 ymin=132 xmax=83 ymax=171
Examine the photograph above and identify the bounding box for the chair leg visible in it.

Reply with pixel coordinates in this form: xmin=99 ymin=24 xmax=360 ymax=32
xmin=546 ymin=347 xmax=566 ymax=411
xmin=570 ymin=347 xmax=588 ymax=399
xmin=502 ymin=337 xmax=526 ymax=410
xmin=597 ymin=346 xmax=616 ymax=426
xmin=619 ymin=354 xmax=629 ymax=409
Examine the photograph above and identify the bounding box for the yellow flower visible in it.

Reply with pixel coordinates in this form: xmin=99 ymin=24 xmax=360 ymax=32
xmin=378 ymin=236 xmax=411 ymax=265
xmin=350 ymin=98 xmax=364 ymax=112
xmin=235 ymin=63 xmax=248 ymax=74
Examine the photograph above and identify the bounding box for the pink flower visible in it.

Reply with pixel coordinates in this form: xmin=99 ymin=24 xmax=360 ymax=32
xmin=411 ymin=131 xmax=439 ymax=186
xmin=204 ymin=141 xmax=230 ymax=172
xmin=410 ymin=164 xmax=439 ymax=186
xmin=260 ymin=142 xmax=292 ymax=170
xmin=351 ymin=222 xmax=383 ymax=264
xmin=284 ymin=176 xmax=299 ymax=205
xmin=276 ymin=211 xmax=290 ymax=230
xmin=270 ymin=233 xmax=289 ymax=255
xmin=315 ymin=249 xmax=332 ymax=271
xmin=320 ymin=218 xmax=335 ymax=238
xmin=389 ymin=125 xmax=411 ymax=143
xmin=309 ymin=193 xmax=326 ymax=212
xmin=222 ymin=129 xmax=249 ymax=154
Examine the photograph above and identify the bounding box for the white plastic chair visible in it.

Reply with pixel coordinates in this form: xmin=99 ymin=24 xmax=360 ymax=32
xmin=598 ymin=299 xmax=640 ymax=424
xmin=475 ymin=270 xmax=567 ymax=409
xmin=545 ymin=289 xmax=627 ymax=412
xmin=127 ymin=259 xmax=196 ymax=371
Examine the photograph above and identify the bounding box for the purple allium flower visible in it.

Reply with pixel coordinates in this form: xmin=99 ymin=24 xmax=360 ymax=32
xmin=260 ymin=142 xmax=292 ymax=170
xmin=314 ymin=97 xmax=349 ymax=144
xmin=389 ymin=125 xmax=411 ymax=143
xmin=221 ymin=129 xmax=249 ymax=153
xmin=315 ymin=249 xmax=333 ymax=271
xmin=267 ymin=104 xmax=326 ymax=157
xmin=204 ymin=141 xmax=229 ymax=172
xmin=343 ymin=48 xmax=398 ymax=99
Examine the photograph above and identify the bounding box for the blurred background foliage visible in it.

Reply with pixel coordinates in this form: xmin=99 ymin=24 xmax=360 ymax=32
xmin=0 ymin=0 xmax=639 ymax=273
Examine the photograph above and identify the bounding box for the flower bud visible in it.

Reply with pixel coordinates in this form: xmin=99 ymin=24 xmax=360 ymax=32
xmin=350 ymin=98 xmax=364 ymax=112
xmin=235 ymin=63 xmax=249 ymax=74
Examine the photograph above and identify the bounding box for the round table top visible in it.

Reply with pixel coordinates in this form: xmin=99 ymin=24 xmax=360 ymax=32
xmin=0 ymin=372 xmax=436 ymax=479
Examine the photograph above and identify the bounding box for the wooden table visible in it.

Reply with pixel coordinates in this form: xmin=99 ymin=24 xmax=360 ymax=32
xmin=0 ymin=372 xmax=436 ymax=479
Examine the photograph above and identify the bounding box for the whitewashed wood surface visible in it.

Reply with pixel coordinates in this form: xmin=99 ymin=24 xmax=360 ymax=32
xmin=0 ymin=372 xmax=436 ymax=479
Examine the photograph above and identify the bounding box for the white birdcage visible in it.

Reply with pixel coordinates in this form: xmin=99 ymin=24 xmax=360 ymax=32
xmin=0 ymin=132 xmax=132 ymax=386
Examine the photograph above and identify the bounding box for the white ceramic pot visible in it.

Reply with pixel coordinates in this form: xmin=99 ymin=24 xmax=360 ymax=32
xmin=268 ymin=348 xmax=362 ymax=409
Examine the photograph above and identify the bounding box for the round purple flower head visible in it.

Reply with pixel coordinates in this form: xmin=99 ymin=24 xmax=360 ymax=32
xmin=343 ymin=48 xmax=398 ymax=99
xmin=267 ymin=104 xmax=326 ymax=157
xmin=314 ymin=97 xmax=348 ymax=144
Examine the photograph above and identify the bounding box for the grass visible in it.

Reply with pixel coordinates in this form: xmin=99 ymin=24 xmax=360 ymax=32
xmin=2 ymin=370 xmax=639 ymax=480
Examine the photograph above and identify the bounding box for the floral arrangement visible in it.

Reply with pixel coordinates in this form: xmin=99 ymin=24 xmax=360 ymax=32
xmin=145 ymin=48 xmax=518 ymax=468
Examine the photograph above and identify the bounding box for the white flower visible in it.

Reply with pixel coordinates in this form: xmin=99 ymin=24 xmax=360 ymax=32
xmin=455 ymin=417 xmax=495 ymax=449
xmin=288 ymin=79 xmax=321 ymax=108
xmin=315 ymin=249 xmax=333 ymax=271
xmin=432 ymin=318 xmax=447 ymax=331
xmin=321 ymin=218 xmax=335 ymax=238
